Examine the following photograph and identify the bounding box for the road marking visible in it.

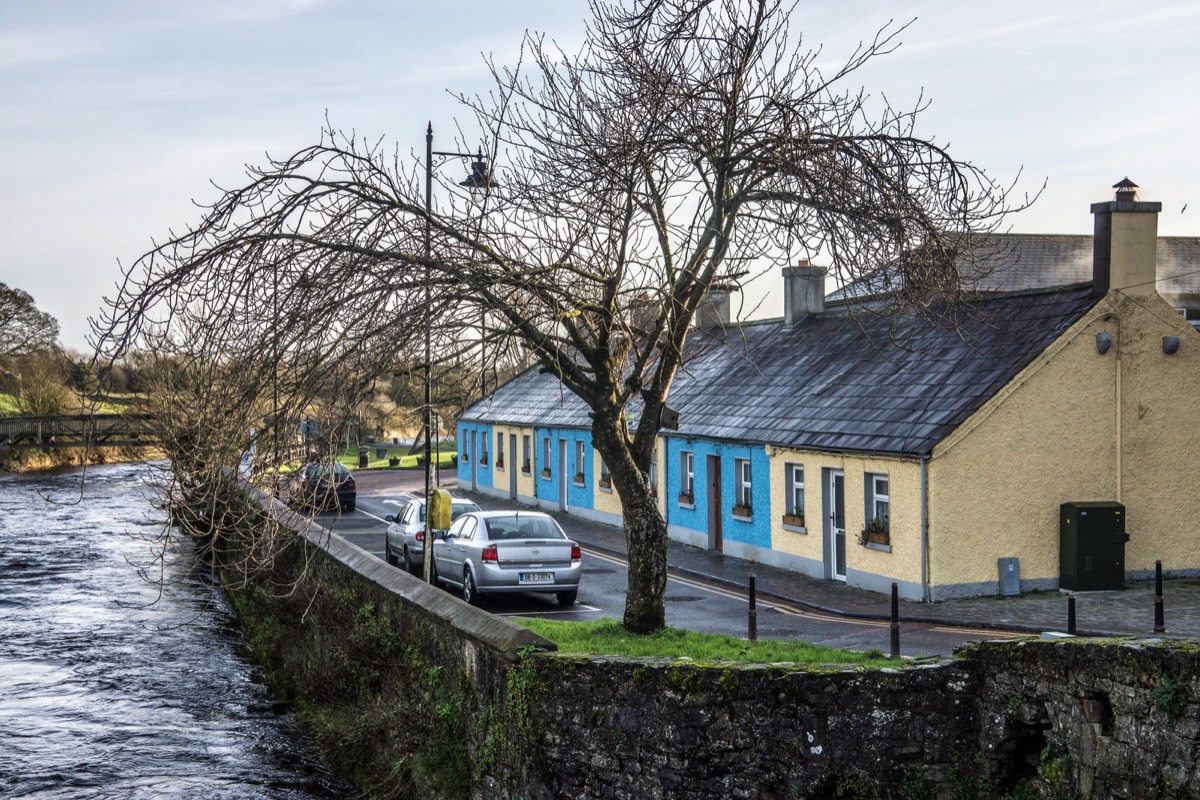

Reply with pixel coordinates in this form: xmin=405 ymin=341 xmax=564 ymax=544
xmin=499 ymin=603 xmax=601 ymax=617
xmin=355 ymin=509 xmax=390 ymax=524
xmin=383 ymin=499 xmax=409 ymax=507
xmin=930 ymin=626 xmax=1025 ymax=638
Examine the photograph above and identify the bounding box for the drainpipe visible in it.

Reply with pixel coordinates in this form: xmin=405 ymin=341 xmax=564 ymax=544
xmin=920 ymin=453 xmax=930 ymax=602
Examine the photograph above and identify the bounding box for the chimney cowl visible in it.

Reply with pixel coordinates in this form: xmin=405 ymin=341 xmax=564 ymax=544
xmin=1113 ymin=177 xmax=1138 ymax=203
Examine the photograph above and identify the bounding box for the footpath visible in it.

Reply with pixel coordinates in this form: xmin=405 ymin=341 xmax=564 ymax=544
xmin=362 ymin=469 xmax=1200 ymax=640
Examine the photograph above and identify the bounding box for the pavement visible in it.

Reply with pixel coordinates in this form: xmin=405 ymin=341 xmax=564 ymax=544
xmin=358 ymin=468 xmax=1200 ymax=640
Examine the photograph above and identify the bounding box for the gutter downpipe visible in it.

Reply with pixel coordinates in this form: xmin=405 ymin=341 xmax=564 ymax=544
xmin=920 ymin=452 xmax=930 ymax=602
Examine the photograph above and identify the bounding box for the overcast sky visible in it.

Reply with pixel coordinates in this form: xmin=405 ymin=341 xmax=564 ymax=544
xmin=2 ymin=0 xmax=1197 ymax=351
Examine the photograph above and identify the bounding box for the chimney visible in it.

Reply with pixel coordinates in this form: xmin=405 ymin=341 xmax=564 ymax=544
xmin=695 ymin=289 xmax=732 ymax=329
xmin=782 ymin=260 xmax=826 ymax=324
xmin=1091 ymin=177 xmax=1161 ymax=296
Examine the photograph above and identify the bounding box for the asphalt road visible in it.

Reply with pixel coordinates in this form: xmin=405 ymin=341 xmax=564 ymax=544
xmin=311 ymin=484 xmax=1023 ymax=658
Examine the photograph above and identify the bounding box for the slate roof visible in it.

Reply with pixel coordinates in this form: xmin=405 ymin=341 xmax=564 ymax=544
xmin=463 ymin=283 xmax=1102 ymax=457
xmin=827 ymin=234 xmax=1200 ymax=302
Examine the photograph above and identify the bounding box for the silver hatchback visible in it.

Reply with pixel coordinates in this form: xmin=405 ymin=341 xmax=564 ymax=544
xmin=384 ymin=497 xmax=480 ymax=574
xmin=430 ymin=511 xmax=582 ymax=606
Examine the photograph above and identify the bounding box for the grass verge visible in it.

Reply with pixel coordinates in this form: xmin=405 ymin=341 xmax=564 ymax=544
xmin=514 ymin=617 xmax=894 ymax=667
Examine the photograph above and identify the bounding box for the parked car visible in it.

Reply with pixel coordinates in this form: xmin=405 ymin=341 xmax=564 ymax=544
xmin=290 ymin=462 xmax=356 ymax=512
xmin=429 ymin=510 xmax=582 ymax=606
xmin=384 ymin=496 xmax=480 ymax=574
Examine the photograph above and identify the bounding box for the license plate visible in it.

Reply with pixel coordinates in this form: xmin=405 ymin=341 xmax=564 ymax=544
xmin=519 ymin=572 xmax=553 ymax=584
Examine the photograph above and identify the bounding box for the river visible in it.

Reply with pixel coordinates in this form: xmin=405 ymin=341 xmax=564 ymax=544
xmin=0 ymin=462 xmax=355 ymax=799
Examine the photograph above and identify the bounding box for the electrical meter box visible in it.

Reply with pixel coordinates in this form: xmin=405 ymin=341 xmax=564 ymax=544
xmin=1060 ymin=502 xmax=1129 ymax=591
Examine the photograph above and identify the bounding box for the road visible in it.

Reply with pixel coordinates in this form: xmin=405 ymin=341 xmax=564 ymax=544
xmin=311 ymin=479 xmax=1023 ymax=658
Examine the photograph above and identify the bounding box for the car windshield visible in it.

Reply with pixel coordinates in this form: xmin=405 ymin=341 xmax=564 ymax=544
xmin=484 ymin=515 xmax=564 ymax=541
xmin=306 ymin=464 xmax=348 ymax=480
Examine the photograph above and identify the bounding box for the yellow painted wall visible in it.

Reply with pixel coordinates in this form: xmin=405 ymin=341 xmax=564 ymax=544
xmin=768 ymin=449 xmax=923 ymax=584
xmin=588 ymin=439 xmax=666 ymax=517
xmin=489 ymin=425 xmax=537 ymax=497
xmin=930 ymin=292 xmax=1200 ymax=588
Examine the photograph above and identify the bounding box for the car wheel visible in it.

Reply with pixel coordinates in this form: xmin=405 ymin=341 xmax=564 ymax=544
xmin=384 ymin=541 xmax=398 ymax=567
xmin=462 ymin=570 xmax=479 ymax=606
xmin=403 ymin=547 xmax=415 ymax=575
xmin=343 ymin=500 xmax=356 ymax=513
xmin=556 ymin=589 xmax=578 ymax=607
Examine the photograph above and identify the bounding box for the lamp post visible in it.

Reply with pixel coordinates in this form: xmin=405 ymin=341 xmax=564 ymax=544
xmin=423 ymin=123 xmax=497 ymax=584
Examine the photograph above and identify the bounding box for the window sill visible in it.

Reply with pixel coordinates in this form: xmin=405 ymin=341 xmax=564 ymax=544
xmin=732 ymin=514 xmax=754 ymax=524
xmin=678 ymin=500 xmax=695 ymax=510
xmin=599 ymin=486 xmax=613 ymax=494
xmin=573 ymin=479 xmax=585 ymax=487
xmin=782 ymin=523 xmax=807 ymax=534
xmin=864 ymin=541 xmax=892 ymax=553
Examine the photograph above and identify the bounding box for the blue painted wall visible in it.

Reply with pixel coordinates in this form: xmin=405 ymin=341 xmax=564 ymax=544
xmin=663 ymin=436 xmax=772 ymax=549
xmin=457 ymin=421 xmax=493 ymax=487
xmin=529 ymin=426 xmax=595 ymax=509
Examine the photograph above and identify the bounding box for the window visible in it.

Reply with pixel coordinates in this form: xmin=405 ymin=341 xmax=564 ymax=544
xmin=784 ymin=463 xmax=805 ymax=518
xmin=480 ymin=433 xmax=489 ymax=464
xmin=522 ymin=435 xmax=531 ymax=471
xmin=496 ymin=433 xmax=505 ymax=468
xmin=680 ymin=450 xmax=694 ymax=500
xmin=735 ymin=458 xmax=752 ymax=510
xmin=542 ymin=437 xmax=552 ymax=478
xmin=462 ymin=433 xmax=470 ymax=463
xmin=599 ymin=455 xmax=611 ymax=489
xmin=574 ymin=441 xmax=586 ymax=483
xmin=866 ymin=473 xmax=890 ymax=529
xmin=649 ymin=447 xmax=658 ymax=490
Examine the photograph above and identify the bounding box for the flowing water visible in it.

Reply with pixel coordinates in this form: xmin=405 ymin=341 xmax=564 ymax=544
xmin=0 ymin=463 xmax=356 ymax=799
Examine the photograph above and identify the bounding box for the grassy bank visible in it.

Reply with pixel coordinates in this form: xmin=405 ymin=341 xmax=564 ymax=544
xmin=516 ymin=618 xmax=893 ymax=667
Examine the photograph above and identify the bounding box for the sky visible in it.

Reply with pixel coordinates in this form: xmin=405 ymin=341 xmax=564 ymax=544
xmin=2 ymin=0 xmax=1198 ymax=352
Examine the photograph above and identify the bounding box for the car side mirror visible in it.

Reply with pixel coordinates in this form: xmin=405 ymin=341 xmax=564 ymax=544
xmin=385 ymin=514 xmax=395 ymax=523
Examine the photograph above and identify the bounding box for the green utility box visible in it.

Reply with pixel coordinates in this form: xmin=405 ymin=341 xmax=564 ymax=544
xmin=1060 ymin=502 xmax=1129 ymax=591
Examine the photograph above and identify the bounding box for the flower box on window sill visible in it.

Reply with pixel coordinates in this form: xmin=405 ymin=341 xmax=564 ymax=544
xmin=782 ymin=513 xmax=807 ymax=533
xmin=521 ymin=465 xmax=532 ymax=475
xmin=479 ymin=457 xmax=488 ymax=467
xmin=461 ymin=454 xmax=469 ymax=464
xmin=541 ymin=468 xmax=552 ymax=479
xmin=859 ymin=519 xmax=890 ymax=547
xmin=732 ymin=504 xmax=753 ymax=520
xmin=598 ymin=477 xmax=612 ymax=490
xmin=495 ymin=458 xmax=504 ymax=470
xmin=573 ymin=473 xmax=585 ymax=486
xmin=677 ymin=493 xmax=694 ymax=509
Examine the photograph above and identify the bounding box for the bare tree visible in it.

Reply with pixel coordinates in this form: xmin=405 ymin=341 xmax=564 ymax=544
xmin=0 ymin=282 xmax=60 ymax=357
xmin=94 ymin=0 xmax=1033 ymax=633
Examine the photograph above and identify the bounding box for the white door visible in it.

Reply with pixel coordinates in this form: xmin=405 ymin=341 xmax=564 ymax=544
xmin=828 ymin=469 xmax=846 ymax=581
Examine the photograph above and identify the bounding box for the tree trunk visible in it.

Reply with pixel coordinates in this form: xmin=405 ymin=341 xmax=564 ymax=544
xmin=592 ymin=414 xmax=667 ymax=634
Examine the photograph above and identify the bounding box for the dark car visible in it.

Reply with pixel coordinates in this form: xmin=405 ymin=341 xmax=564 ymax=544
xmin=291 ymin=462 xmax=356 ymax=512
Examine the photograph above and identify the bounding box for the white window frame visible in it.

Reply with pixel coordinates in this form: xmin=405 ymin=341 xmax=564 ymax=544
xmin=480 ymin=432 xmax=489 ymax=463
xmin=542 ymin=436 xmax=551 ymax=478
xmin=785 ymin=463 xmax=804 ymax=517
xmin=496 ymin=432 xmax=505 ymax=468
xmin=574 ymin=440 xmax=586 ymax=482
xmin=650 ymin=447 xmax=658 ymax=490
xmin=522 ymin=435 xmax=531 ymax=470
xmin=867 ymin=473 xmax=890 ymax=527
xmin=680 ymin=450 xmax=694 ymax=500
xmin=735 ymin=458 xmax=752 ymax=509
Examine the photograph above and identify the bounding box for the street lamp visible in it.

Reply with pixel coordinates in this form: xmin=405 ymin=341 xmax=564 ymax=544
xmin=423 ymin=123 xmax=497 ymax=584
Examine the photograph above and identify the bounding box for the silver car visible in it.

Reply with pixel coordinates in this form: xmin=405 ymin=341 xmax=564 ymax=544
xmin=384 ymin=497 xmax=481 ymax=574
xmin=430 ymin=510 xmax=582 ymax=606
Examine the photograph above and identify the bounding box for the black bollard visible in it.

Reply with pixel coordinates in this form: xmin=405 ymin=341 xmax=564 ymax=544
xmin=1154 ymin=560 xmax=1165 ymax=633
xmin=889 ymin=582 xmax=900 ymax=659
xmin=748 ymin=573 xmax=757 ymax=642
xmin=1068 ymin=592 xmax=1076 ymax=636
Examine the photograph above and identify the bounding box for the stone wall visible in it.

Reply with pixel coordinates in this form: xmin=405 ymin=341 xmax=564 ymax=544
xmin=221 ymin=475 xmax=1200 ymax=799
